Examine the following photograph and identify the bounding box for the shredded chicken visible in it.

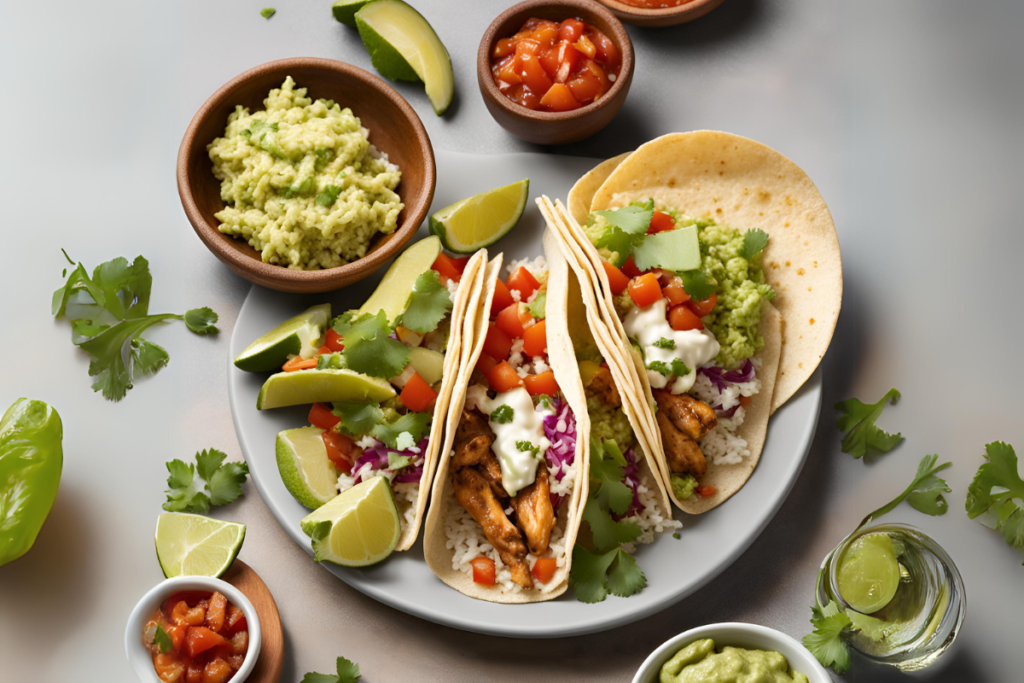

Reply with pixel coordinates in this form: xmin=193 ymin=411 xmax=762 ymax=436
xmin=653 ymin=390 xmax=717 ymax=479
xmin=657 ymin=411 xmax=707 ymax=478
xmin=511 ymin=466 xmax=555 ymax=555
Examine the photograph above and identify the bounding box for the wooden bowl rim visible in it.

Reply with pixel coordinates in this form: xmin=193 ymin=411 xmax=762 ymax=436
xmin=598 ymin=0 xmax=724 ymax=19
xmin=177 ymin=57 xmax=435 ymax=288
xmin=476 ymin=0 xmax=635 ymax=123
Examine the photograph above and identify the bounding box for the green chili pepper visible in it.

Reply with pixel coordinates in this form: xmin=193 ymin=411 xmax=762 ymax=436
xmin=0 ymin=399 xmax=63 ymax=567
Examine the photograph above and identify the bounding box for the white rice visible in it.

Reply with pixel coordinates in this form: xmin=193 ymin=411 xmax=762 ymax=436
xmin=689 ymin=359 xmax=762 ymax=466
xmin=505 ymin=255 xmax=548 ymax=281
xmin=393 ymin=482 xmax=419 ymax=529
xmin=620 ymin=470 xmax=682 ymax=553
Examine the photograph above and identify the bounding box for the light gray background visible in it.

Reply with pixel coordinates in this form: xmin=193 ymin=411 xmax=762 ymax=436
xmin=0 ymin=0 xmax=1020 ymax=681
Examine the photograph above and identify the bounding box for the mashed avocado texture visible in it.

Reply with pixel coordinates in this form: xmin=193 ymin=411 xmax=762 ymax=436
xmin=208 ymin=77 xmax=404 ymax=270
xmin=660 ymin=639 xmax=809 ymax=683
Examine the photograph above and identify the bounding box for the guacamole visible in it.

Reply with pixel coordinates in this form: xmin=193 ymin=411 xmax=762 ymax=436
xmin=208 ymin=77 xmax=404 ymax=270
xmin=660 ymin=639 xmax=809 ymax=683
xmin=671 ymin=473 xmax=696 ymax=500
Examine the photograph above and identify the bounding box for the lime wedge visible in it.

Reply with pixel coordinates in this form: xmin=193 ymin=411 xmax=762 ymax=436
xmin=155 ymin=513 xmax=246 ymax=578
xmin=429 ymin=179 xmax=529 ymax=254
xmin=300 ymin=476 xmax=400 ymax=566
xmin=837 ymin=532 xmax=901 ymax=614
xmin=357 ymin=235 xmax=441 ymax=325
xmin=257 ymin=368 xmax=395 ymax=410
xmin=354 ymin=0 xmax=454 ymax=115
xmin=234 ymin=303 xmax=331 ymax=373
xmin=277 ymin=426 xmax=340 ymax=509
xmin=332 ymin=0 xmax=374 ymax=25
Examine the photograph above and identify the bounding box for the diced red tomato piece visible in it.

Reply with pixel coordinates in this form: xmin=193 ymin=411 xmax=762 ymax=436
xmin=531 ymin=557 xmax=558 ymax=583
xmin=686 ymin=292 xmax=718 ymax=318
xmin=324 ymin=328 xmax=344 ymax=352
xmin=739 ymin=395 xmax=752 ymax=408
xmin=507 ymin=266 xmax=541 ymax=301
xmin=669 ymin=304 xmax=704 ymax=331
xmin=203 ymin=658 xmax=233 ymax=683
xmin=491 ymin=279 xmax=515 ymax=316
xmin=449 ymin=256 xmax=471 ymax=275
xmin=696 ymin=485 xmax=717 ymax=497
xmin=586 ymin=26 xmax=620 ymax=72
xmin=648 ymin=210 xmax=675 ymax=234
xmin=493 ymin=55 xmax=521 ymax=86
xmin=431 ymin=253 xmax=463 ymax=283
xmin=205 ymin=592 xmax=227 ymax=634
xmin=621 ymin=256 xmax=642 ymax=279
xmin=662 ymin=280 xmax=691 ymax=307
xmin=229 ymin=631 xmax=248 ymax=656
xmin=496 ymin=303 xmax=530 ymax=340
xmin=322 ymin=431 xmax=355 ymax=473
xmin=308 ymin=402 xmax=339 ymax=431
xmin=184 ymin=627 xmax=227 ymax=660
xmin=493 ymin=37 xmax=517 ymax=59
xmin=539 ymin=83 xmax=580 ymax=112
xmin=566 ymin=66 xmax=604 ymax=104
xmin=504 ymin=83 xmax=542 ymax=109
xmin=518 ymin=52 xmax=553 ymax=97
xmin=483 ymin=323 xmax=513 ymax=360
xmin=558 ymin=18 xmax=585 ymax=43
xmin=532 ymin=22 xmax=559 ymax=46
xmin=574 ymin=34 xmax=597 ymax=59
xmin=470 ymin=556 xmax=496 ymax=585
xmin=153 ymin=653 xmax=186 ymax=683
xmin=282 ymin=356 xmax=317 ymax=372
xmin=172 ymin=601 xmax=206 ymax=627
xmin=317 ymin=345 xmax=332 ymax=356
xmin=400 ymin=372 xmax=439 ymax=413
xmin=186 ymin=660 xmax=203 ymax=683
xmin=222 ymin=606 xmax=247 ymax=637
xmin=523 ymin=371 xmax=559 ymax=397
xmin=602 ymin=261 xmax=630 ymax=295
xmin=522 ymin=320 xmax=548 ymax=357
xmin=476 ymin=352 xmax=498 ymax=376
xmin=487 ymin=361 xmax=523 ymax=393
xmin=628 ymin=273 xmax=663 ymax=308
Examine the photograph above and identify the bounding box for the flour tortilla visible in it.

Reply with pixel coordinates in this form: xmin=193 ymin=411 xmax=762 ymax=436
xmin=423 ymin=245 xmax=589 ymax=603
xmin=567 ymin=152 xmax=630 ymax=226
xmin=589 ymin=131 xmax=842 ymax=412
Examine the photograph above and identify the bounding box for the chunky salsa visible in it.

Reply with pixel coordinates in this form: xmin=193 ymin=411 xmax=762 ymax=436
xmin=490 ymin=17 xmax=621 ymax=112
xmin=617 ymin=0 xmax=689 ymax=7
xmin=142 ymin=590 xmax=250 ymax=683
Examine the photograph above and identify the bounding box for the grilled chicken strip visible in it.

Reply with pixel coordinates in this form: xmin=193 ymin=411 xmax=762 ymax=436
xmin=511 ymin=466 xmax=555 ymax=555
xmin=452 ymin=467 xmax=533 ymax=588
xmin=653 ymin=390 xmax=717 ymax=441
xmin=656 ymin=410 xmax=707 ymax=478
xmin=478 ymin=450 xmax=507 ymax=500
xmin=587 ymin=366 xmax=621 ymax=407
xmin=452 ymin=410 xmax=494 ymax=470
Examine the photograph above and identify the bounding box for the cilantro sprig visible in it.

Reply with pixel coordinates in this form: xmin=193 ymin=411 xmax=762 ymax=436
xmin=163 ymin=449 xmax=249 ymax=514
xmin=370 ymin=412 xmax=430 ymax=449
xmin=490 ymin=404 xmax=514 ymax=424
xmin=803 ymin=600 xmax=854 ymax=674
xmin=739 ymin=228 xmax=769 ymax=261
xmin=592 ymin=199 xmax=654 ymax=266
xmin=863 ymin=453 xmax=952 ymax=523
xmin=53 ymin=252 xmax=219 ymax=401
xmin=300 ymin=656 xmax=361 ymax=683
xmin=152 ymin=624 xmax=173 ymax=654
xmin=528 ymin=291 xmax=547 ymax=319
xmin=399 ymin=270 xmax=452 ymax=334
xmin=332 ymin=402 xmax=385 ymax=437
xmin=836 ymin=388 xmax=903 ymax=459
xmin=966 ymin=441 xmax=1024 ymax=560
xmin=339 ymin=310 xmax=409 ymax=380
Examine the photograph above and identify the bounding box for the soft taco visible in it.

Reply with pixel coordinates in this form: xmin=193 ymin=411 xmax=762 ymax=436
xmin=546 ymin=131 xmax=841 ymax=514
xmin=423 ymin=244 xmax=589 ymax=603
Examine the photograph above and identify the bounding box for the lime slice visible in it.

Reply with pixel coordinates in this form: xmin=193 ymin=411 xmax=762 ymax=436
xmin=300 ymin=476 xmax=400 ymax=566
xmin=257 ymin=368 xmax=395 ymax=410
xmin=354 ymin=0 xmax=454 ymax=115
xmin=332 ymin=0 xmax=374 ymax=25
xmin=357 ymin=236 xmax=441 ymax=325
xmin=429 ymin=179 xmax=529 ymax=254
xmin=234 ymin=303 xmax=331 ymax=373
xmin=837 ymin=532 xmax=901 ymax=614
xmin=155 ymin=513 xmax=246 ymax=578
xmin=277 ymin=426 xmax=340 ymax=509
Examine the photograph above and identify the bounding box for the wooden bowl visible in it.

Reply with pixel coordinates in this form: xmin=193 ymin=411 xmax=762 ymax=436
xmin=477 ymin=0 xmax=634 ymax=145
xmin=178 ymin=58 xmax=435 ymax=294
xmin=597 ymin=0 xmax=726 ymax=28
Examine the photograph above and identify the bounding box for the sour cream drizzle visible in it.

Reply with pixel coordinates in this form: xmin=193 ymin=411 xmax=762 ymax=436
xmin=623 ymin=298 xmax=720 ymax=394
xmin=477 ymin=387 xmax=553 ymax=497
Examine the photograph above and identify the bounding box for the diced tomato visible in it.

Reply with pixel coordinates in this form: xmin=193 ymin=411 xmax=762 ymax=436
xmin=628 ymin=273 xmax=663 ymax=308
xmin=172 ymin=601 xmax=206 ymax=627
xmin=491 ymin=279 xmax=515 ymax=316
xmin=282 ymin=355 xmax=317 ymax=372
xmin=739 ymin=395 xmax=752 ymax=408
xmin=493 ymin=55 xmax=521 ymax=86
xmin=558 ymin=18 xmax=585 ymax=43
xmin=487 ymin=361 xmax=523 ymax=393
xmin=205 ymin=592 xmax=227 ymax=634
xmin=518 ymin=52 xmax=553 ymax=97
xmin=602 ymin=261 xmax=630 ymax=295
xmin=621 ymin=255 xmax=642 ymax=279
xmin=493 ymin=37 xmax=517 ymax=59
xmin=574 ymin=34 xmax=597 ymax=59
xmin=186 ymin=660 xmax=204 ymax=683
xmin=470 ymin=556 xmax=496 ymax=585
xmin=229 ymin=631 xmax=248 ymax=656
xmin=503 ymin=83 xmax=542 ymax=109
xmin=431 ymin=253 xmax=463 ymax=283
xmin=648 ymin=210 xmax=675 ymax=234
xmin=400 ymin=372 xmax=439 ymax=413
xmin=222 ymin=606 xmax=247 ymax=637
xmin=153 ymin=653 xmax=186 ymax=683
xmin=539 ymin=83 xmax=580 ymax=112
xmin=317 ymin=345 xmax=332 ymax=356
xmin=496 ymin=303 xmax=531 ymax=340
xmin=522 ymin=320 xmax=548 ymax=357
xmin=532 ymin=22 xmax=559 ymax=46
xmin=483 ymin=323 xmax=513 ymax=360
xmin=531 ymin=557 xmax=558 ymax=583
xmin=547 ymin=41 xmax=580 ymax=84
xmin=184 ymin=627 xmax=227 ymax=660
xmin=586 ymin=26 xmax=620 ymax=72
xmin=476 ymin=352 xmax=498 ymax=376
xmin=166 ymin=624 xmax=187 ymax=653
xmin=449 ymin=256 xmax=470 ymax=275
xmin=662 ymin=280 xmax=691 ymax=307
xmin=669 ymin=304 xmax=704 ymax=331
xmin=512 ymin=38 xmax=541 ymax=68
xmin=696 ymin=485 xmax=717 ymax=497
xmin=539 ymin=44 xmax=561 ymax=78
xmin=203 ymin=658 xmax=233 ymax=683
xmin=566 ymin=66 xmax=604 ymax=104
xmin=523 ymin=370 xmax=559 ymax=397
xmin=308 ymin=402 xmax=339 ymax=431
xmin=322 ymin=431 xmax=355 ymax=474
xmin=686 ymin=292 xmax=718 ymax=318
xmin=324 ymin=328 xmax=345 ymax=352
xmin=507 ymin=266 xmax=541 ymax=301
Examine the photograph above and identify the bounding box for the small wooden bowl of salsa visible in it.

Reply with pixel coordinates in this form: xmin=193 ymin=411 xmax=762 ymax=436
xmin=477 ymin=0 xmax=634 ymax=145
xmin=597 ymin=0 xmax=727 ymax=27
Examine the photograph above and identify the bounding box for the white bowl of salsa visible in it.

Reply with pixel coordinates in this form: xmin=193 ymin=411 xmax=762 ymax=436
xmin=632 ymin=622 xmax=830 ymax=683
xmin=125 ymin=575 xmax=261 ymax=683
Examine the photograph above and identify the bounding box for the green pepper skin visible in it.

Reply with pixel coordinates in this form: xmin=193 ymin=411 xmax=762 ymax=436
xmin=0 ymin=399 xmax=63 ymax=567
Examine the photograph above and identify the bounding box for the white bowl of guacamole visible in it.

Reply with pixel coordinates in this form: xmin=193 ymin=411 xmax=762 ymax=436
xmin=633 ymin=623 xmax=830 ymax=683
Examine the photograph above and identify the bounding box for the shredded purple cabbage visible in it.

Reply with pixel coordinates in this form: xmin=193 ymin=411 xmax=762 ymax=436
xmin=542 ymin=398 xmax=576 ymax=509
xmin=351 ymin=437 xmax=429 ymax=484
xmin=698 ymin=359 xmax=756 ymax=392
xmin=617 ymin=448 xmax=643 ymax=519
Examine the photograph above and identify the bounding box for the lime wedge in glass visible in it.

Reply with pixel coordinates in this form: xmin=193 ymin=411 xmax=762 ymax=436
xmin=256 ymin=368 xmax=395 ymax=410
xmin=357 ymin=235 xmax=441 ymax=325
xmin=332 ymin=0 xmax=374 ymax=26
xmin=277 ymin=426 xmax=340 ymax=509
xmin=234 ymin=303 xmax=331 ymax=373
xmin=429 ymin=179 xmax=530 ymax=254
xmin=155 ymin=513 xmax=246 ymax=578
xmin=354 ymin=0 xmax=454 ymax=115
xmin=837 ymin=532 xmax=901 ymax=614
xmin=300 ymin=476 xmax=400 ymax=567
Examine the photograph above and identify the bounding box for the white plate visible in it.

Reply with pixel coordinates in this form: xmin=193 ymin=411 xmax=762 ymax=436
xmin=228 ymin=151 xmax=822 ymax=638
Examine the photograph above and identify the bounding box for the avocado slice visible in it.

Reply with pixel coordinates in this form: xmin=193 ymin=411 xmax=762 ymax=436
xmin=257 ymin=368 xmax=395 ymax=410
xmin=357 ymin=235 xmax=442 ymax=325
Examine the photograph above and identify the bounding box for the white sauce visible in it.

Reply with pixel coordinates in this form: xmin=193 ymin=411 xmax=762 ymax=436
xmin=476 ymin=387 xmax=553 ymax=497
xmin=623 ymin=298 xmax=720 ymax=394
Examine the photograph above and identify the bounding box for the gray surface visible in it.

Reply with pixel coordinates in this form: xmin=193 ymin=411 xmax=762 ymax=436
xmin=0 ymin=0 xmax=1021 ymax=680
xmin=227 ymin=150 xmax=821 ymax=638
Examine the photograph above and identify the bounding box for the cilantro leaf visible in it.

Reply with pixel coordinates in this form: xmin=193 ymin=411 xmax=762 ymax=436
xmin=569 ymin=545 xmax=618 ymax=603
xmin=184 ymin=307 xmax=219 ymax=335
xmin=316 ymin=185 xmax=341 ymax=207
xmin=583 ymin=497 xmax=641 ymax=550
xmin=330 ymin=311 xmax=361 ymax=337
xmin=490 ymin=404 xmax=514 ymax=424
xmin=595 ymin=229 xmax=636 ymax=268
xmin=631 ymin=225 xmax=701 ymax=272
xmin=332 ymin=402 xmax=385 ymax=437
xmin=528 ymin=291 xmax=547 ymax=319
xmin=966 ymin=441 xmax=1024 ymax=556
xmin=836 ymin=388 xmax=903 ymax=459
xmin=79 ymin=314 xmax=179 ymax=401
xmin=803 ymin=601 xmax=852 ymax=674
xmin=388 ymin=453 xmax=413 ymax=470
xmin=865 ymin=454 xmax=952 ymax=524
xmin=317 ymin=353 xmax=346 ymax=370
xmin=370 ymin=412 xmax=430 ymax=449
xmin=654 ymin=338 xmax=675 ymax=350
xmin=606 ymin=548 xmax=647 ymax=597
xmin=163 ymin=449 xmax=249 ymax=513
xmin=647 ymin=360 xmax=672 ymax=377
xmin=739 ymin=228 xmax=769 ymax=261
xmin=133 ymin=338 xmax=170 ymax=376
xmin=341 ymin=310 xmax=409 ymax=379
xmin=593 ymin=200 xmax=654 ymax=236
xmin=671 ymin=359 xmax=691 ymax=377
xmin=589 ymin=439 xmax=634 ymax=516
xmin=300 ymin=655 xmax=361 ymax=683
xmin=679 ymin=270 xmax=715 ymax=301
xmin=152 ymin=624 xmax=173 ymax=654
xmin=399 ymin=270 xmax=452 ymax=334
